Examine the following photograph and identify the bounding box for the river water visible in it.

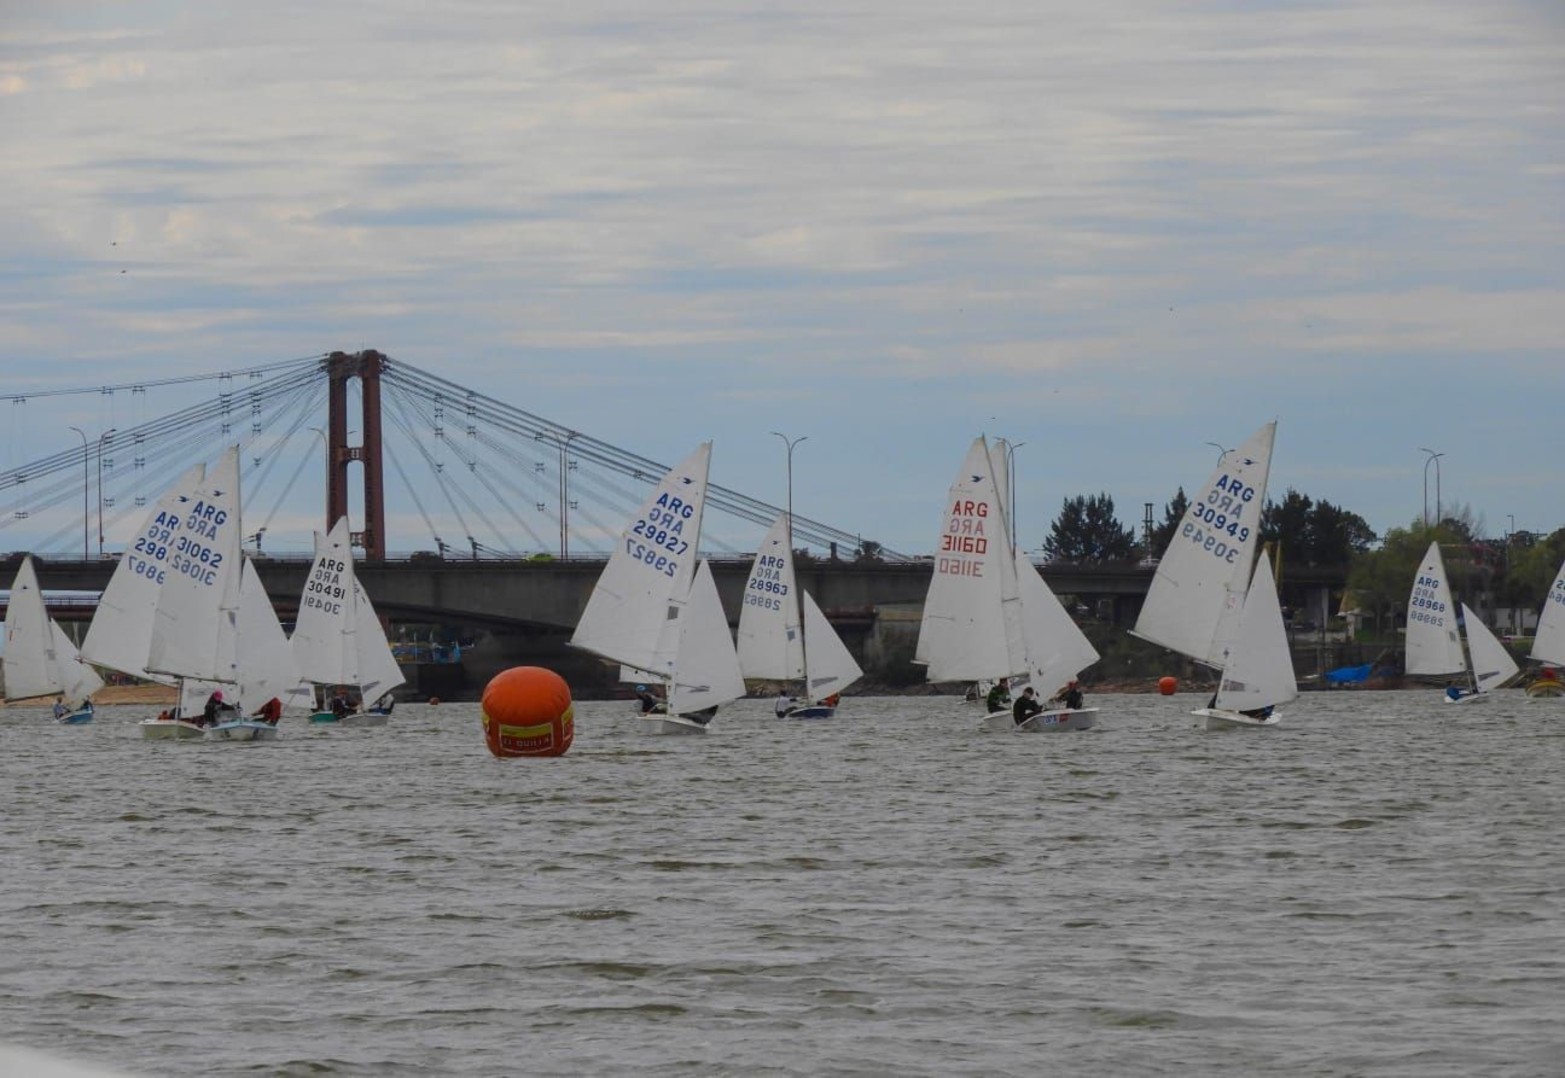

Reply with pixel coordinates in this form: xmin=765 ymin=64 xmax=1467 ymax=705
xmin=1 ymin=692 xmax=1561 ymax=1077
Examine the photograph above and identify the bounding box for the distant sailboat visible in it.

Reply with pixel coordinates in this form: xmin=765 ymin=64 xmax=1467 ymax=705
xmin=1525 ymin=556 xmax=1565 ymax=698
xmin=916 ymin=436 xmax=1099 ymax=732
xmin=2 ymin=555 xmax=104 ymax=722
xmin=570 ymin=442 xmax=745 ymax=734
xmin=1133 ymin=422 xmax=1294 ymax=730
xmin=291 ymin=518 xmax=405 ymax=726
xmin=1406 ymin=541 xmax=1518 ymax=704
xmin=737 ymin=514 xmax=862 ymax=718
xmin=143 ymin=447 xmax=284 ymax=741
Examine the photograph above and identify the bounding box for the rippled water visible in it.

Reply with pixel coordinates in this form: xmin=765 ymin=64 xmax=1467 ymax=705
xmin=2 ymin=692 xmax=1562 ymax=1077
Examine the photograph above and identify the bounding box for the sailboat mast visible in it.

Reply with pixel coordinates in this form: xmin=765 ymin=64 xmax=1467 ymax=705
xmin=773 ymin=432 xmax=809 ymax=701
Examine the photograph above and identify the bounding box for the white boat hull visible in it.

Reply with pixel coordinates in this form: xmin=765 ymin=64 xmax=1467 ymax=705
xmin=138 ymin=718 xmax=207 ymax=740
xmin=780 ymin=705 xmax=836 ymax=720
xmin=638 ymin=714 xmax=712 ymax=735
xmin=1442 ymin=691 xmax=1489 ymax=706
xmin=979 ymin=707 xmax=1097 ymax=733
xmin=1194 ymin=707 xmax=1282 ymax=731
xmin=206 ymin=720 xmax=279 ymax=742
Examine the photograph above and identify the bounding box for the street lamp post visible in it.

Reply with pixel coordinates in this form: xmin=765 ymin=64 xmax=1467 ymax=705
xmin=1419 ymin=448 xmax=1444 ymax=527
xmin=772 ymin=431 xmax=808 ymax=693
xmin=96 ymin=428 xmax=116 ymax=556
xmin=1205 ymin=441 xmax=1230 ymax=467
xmin=536 ymin=430 xmax=581 ymax=558
xmin=1000 ymin=439 xmax=1025 ymax=553
xmin=67 ymin=426 xmax=88 ymax=559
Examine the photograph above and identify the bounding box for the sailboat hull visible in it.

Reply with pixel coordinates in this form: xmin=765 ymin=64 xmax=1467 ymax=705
xmin=206 ymin=720 xmax=279 ymax=742
xmin=56 ymin=710 xmax=95 ymax=725
xmin=979 ymin=707 xmax=1097 ymax=733
xmin=638 ymin=714 xmax=712 ymax=735
xmin=1194 ymin=707 xmax=1282 ymax=731
xmin=310 ymin=711 xmax=389 ymax=727
xmin=1441 ymin=692 xmax=1489 ymax=706
xmin=781 ymin=705 xmax=835 ymax=720
xmin=1525 ymin=679 xmax=1565 ymax=698
xmin=139 ymin=719 xmax=207 ymax=740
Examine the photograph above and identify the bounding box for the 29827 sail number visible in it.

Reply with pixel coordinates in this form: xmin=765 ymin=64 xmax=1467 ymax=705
xmin=626 ymin=538 xmax=678 ymax=577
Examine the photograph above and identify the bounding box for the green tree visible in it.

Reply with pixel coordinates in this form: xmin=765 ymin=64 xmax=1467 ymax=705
xmin=1043 ymin=493 xmax=1136 ymax=563
xmin=1149 ymin=487 xmax=1189 ymax=556
xmin=1260 ymin=488 xmax=1376 ymax=566
xmin=1346 ymin=520 xmax=1484 ymax=637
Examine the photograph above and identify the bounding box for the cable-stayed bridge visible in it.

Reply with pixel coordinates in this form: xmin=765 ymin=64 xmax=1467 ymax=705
xmin=1 ymin=351 xmax=904 ymax=563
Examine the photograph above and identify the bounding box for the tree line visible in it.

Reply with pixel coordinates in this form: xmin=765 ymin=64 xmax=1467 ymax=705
xmin=1039 ymin=490 xmax=1564 ymax=626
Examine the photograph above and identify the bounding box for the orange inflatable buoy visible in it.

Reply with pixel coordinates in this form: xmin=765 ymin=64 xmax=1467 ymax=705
xmin=428 ymin=696 xmax=441 ymax=706
xmin=481 ymin=667 xmax=574 ymax=758
xmin=1158 ymin=676 xmax=1178 ymax=696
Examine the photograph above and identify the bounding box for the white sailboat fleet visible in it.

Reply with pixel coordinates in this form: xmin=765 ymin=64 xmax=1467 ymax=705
xmin=2 ymin=555 xmax=105 ymax=722
xmin=291 ymin=518 xmax=405 ymax=726
xmin=570 ymin=442 xmax=745 ymax=735
xmin=916 ymin=436 xmax=1100 ymax=733
xmin=1134 ymin=421 xmax=1297 ymax=730
xmin=1405 ymin=540 xmax=1518 ymax=704
xmin=1526 ymin=556 xmax=1565 ymax=698
xmin=736 ymin=514 xmax=862 ymax=718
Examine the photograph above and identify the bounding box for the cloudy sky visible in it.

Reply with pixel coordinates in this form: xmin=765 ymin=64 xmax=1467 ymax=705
xmin=2 ymin=0 xmax=1561 ymax=557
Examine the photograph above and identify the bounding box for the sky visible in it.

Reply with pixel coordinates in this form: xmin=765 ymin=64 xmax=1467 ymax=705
xmin=2 ymin=0 xmax=1562 ymax=559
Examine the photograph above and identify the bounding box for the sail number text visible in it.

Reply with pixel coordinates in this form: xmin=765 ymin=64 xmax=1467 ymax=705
xmin=303 ymin=558 xmax=347 ymax=616
xmin=938 ymin=499 xmax=989 ymax=577
xmin=746 ymin=554 xmax=790 ymax=610
xmin=1177 ymin=475 xmax=1256 ymax=564
xmin=1408 ymin=576 xmax=1448 ymax=626
xmin=626 ymin=492 xmax=696 ymax=578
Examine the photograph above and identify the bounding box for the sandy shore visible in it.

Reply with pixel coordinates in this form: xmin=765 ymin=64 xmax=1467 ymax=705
xmin=0 ymin=683 xmax=177 ymax=708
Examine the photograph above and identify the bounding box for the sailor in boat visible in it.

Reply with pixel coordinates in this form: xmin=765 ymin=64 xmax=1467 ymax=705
xmin=1444 ymin=685 xmax=1469 ymax=702
xmin=774 ymin=689 xmax=797 ymax=717
xmin=330 ymin=690 xmax=354 ymax=719
xmin=368 ymin=693 xmax=395 ymax=716
xmin=253 ymin=697 xmax=283 ymax=725
xmin=52 ymin=698 xmax=68 ymax=720
xmin=635 ymin=684 xmax=662 ymax=715
xmin=1054 ymin=680 xmax=1084 ymax=711
xmin=1012 ymin=687 xmax=1043 ymax=725
xmin=986 ymin=678 xmax=1012 ymax=713
xmin=820 ymin=692 xmax=841 ymax=708
xmin=201 ymin=690 xmax=236 ymax=728
xmin=1241 ymin=704 xmax=1274 ymax=719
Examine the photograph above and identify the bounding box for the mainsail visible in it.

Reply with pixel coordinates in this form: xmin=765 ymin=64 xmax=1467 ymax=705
xmin=1133 ymin=421 xmax=1276 ymax=667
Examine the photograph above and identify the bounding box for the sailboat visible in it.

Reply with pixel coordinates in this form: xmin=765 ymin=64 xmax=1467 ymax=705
xmin=1525 ymin=556 xmax=1565 ymax=698
xmin=1406 ymin=540 xmax=1518 ymax=704
xmin=1189 ymin=550 xmax=1297 ymax=729
xmin=916 ymin=436 xmax=1100 ymax=733
xmin=1133 ymin=421 xmax=1294 ymax=730
xmin=570 ymin=442 xmax=745 ymax=735
xmin=737 ymin=514 xmax=862 ymax=718
xmin=3 ymin=556 xmax=105 ymax=722
xmin=290 ymin=518 xmax=406 ymax=726
xmin=81 ymin=464 xmax=211 ymax=738
xmin=143 ymin=447 xmax=283 ymax=741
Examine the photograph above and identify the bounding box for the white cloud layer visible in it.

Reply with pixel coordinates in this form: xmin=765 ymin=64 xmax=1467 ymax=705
xmin=1 ymin=0 xmax=1561 ymax=552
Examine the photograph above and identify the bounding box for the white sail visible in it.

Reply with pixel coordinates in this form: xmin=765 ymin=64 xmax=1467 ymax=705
xmin=1462 ymin=604 xmax=1519 ymax=693
xmin=145 ymin=448 xmax=243 ymax=684
xmin=736 ymin=514 xmax=805 ymax=681
xmin=237 ymin=558 xmax=313 ymax=712
xmin=666 ymin=560 xmax=746 ymax=715
xmin=1214 ymin=550 xmax=1297 ymax=713
xmin=291 ymin=519 xmax=357 ymax=688
xmin=917 ymin=436 xmax=1025 ymax=683
xmin=1015 ymin=551 xmax=1099 ymax=699
xmin=1530 ymin=557 xmax=1565 ymax=668
xmin=3 ymin=557 xmax=60 ymax=701
xmin=1405 ymin=541 xmax=1466 ymax=677
xmin=79 ymin=463 xmax=206 ymax=685
xmin=1134 ymin=421 xmax=1276 ymax=666
xmin=570 ymin=442 xmax=712 ymax=672
xmin=352 ymin=581 xmax=405 ymax=701
xmin=49 ymin=621 xmax=105 ymax=704
xmin=801 ymin=590 xmax=862 ymax=700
